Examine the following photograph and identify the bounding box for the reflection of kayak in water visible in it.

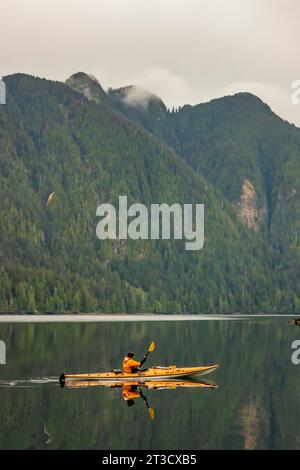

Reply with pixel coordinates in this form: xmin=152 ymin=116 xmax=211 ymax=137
xmin=61 ymin=379 xmax=218 ymax=390
xmin=61 ymin=378 xmax=217 ymax=420
xmin=145 ymin=380 xmax=217 ymax=390
xmin=59 ymin=365 xmax=219 ymax=384
xmin=289 ymin=318 xmax=300 ymax=326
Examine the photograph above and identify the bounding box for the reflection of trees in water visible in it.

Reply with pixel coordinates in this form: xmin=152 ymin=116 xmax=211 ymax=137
xmin=0 ymin=319 xmax=299 ymax=449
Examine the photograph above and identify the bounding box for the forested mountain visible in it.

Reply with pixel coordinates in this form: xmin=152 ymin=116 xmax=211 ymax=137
xmin=66 ymin=73 xmax=300 ymax=311
xmin=0 ymin=72 xmax=299 ymax=313
xmin=163 ymin=95 xmax=300 ymax=305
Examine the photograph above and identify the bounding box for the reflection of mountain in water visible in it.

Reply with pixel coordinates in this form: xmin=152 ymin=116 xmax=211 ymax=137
xmin=241 ymin=401 xmax=260 ymax=450
xmin=241 ymin=401 xmax=270 ymax=450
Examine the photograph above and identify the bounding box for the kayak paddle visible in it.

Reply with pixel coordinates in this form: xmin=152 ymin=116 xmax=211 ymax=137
xmin=148 ymin=406 xmax=155 ymax=420
xmin=140 ymin=341 xmax=156 ymax=368
xmin=144 ymin=341 xmax=155 ymax=361
xmin=139 ymin=388 xmax=155 ymax=420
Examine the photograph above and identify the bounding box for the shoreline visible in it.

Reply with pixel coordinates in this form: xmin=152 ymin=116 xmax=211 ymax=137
xmin=0 ymin=313 xmax=297 ymax=322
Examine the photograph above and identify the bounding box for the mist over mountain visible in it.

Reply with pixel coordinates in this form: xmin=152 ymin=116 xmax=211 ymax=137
xmin=0 ymin=72 xmax=299 ymax=313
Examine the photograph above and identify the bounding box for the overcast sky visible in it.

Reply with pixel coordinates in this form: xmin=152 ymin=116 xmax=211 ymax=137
xmin=1 ymin=0 xmax=300 ymax=125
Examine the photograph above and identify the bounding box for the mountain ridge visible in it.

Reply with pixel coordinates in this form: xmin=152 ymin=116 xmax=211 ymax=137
xmin=0 ymin=72 xmax=299 ymax=313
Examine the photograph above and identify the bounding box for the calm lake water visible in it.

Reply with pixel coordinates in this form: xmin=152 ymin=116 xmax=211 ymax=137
xmin=0 ymin=317 xmax=299 ymax=450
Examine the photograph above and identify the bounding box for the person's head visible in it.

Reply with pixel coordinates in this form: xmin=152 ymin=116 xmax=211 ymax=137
xmin=127 ymin=352 xmax=135 ymax=358
xmin=127 ymin=399 xmax=135 ymax=407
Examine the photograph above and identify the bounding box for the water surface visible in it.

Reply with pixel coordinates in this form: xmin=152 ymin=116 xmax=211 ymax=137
xmin=0 ymin=318 xmax=299 ymax=449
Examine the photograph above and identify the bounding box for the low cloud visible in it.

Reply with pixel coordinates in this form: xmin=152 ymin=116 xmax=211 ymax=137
xmin=122 ymin=86 xmax=156 ymax=110
xmin=126 ymin=67 xmax=200 ymax=110
xmin=2 ymin=0 xmax=300 ymax=126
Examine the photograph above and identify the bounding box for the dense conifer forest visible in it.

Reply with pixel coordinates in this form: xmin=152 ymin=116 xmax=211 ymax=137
xmin=0 ymin=73 xmax=299 ymax=313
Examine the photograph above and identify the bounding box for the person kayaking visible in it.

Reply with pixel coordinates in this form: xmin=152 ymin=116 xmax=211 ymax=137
xmin=122 ymin=351 xmax=147 ymax=374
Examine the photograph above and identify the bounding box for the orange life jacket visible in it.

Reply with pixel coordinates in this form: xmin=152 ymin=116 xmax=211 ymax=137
xmin=122 ymin=356 xmax=141 ymax=373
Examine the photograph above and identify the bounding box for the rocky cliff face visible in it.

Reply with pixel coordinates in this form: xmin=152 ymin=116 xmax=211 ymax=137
xmin=235 ymin=179 xmax=267 ymax=231
xmin=65 ymin=72 xmax=107 ymax=103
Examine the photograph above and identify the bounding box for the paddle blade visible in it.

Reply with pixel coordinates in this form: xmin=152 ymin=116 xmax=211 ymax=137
xmin=149 ymin=407 xmax=155 ymax=420
xmin=148 ymin=341 xmax=156 ymax=353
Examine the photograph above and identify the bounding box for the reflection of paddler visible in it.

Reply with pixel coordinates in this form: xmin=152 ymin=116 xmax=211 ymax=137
xmin=122 ymin=384 xmax=142 ymax=407
xmin=122 ymin=384 xmax=155 ymax=419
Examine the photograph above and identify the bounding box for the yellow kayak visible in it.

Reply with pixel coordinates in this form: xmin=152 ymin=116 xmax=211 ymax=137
xmin=59 ymin=365 xmax=219 ymax=384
